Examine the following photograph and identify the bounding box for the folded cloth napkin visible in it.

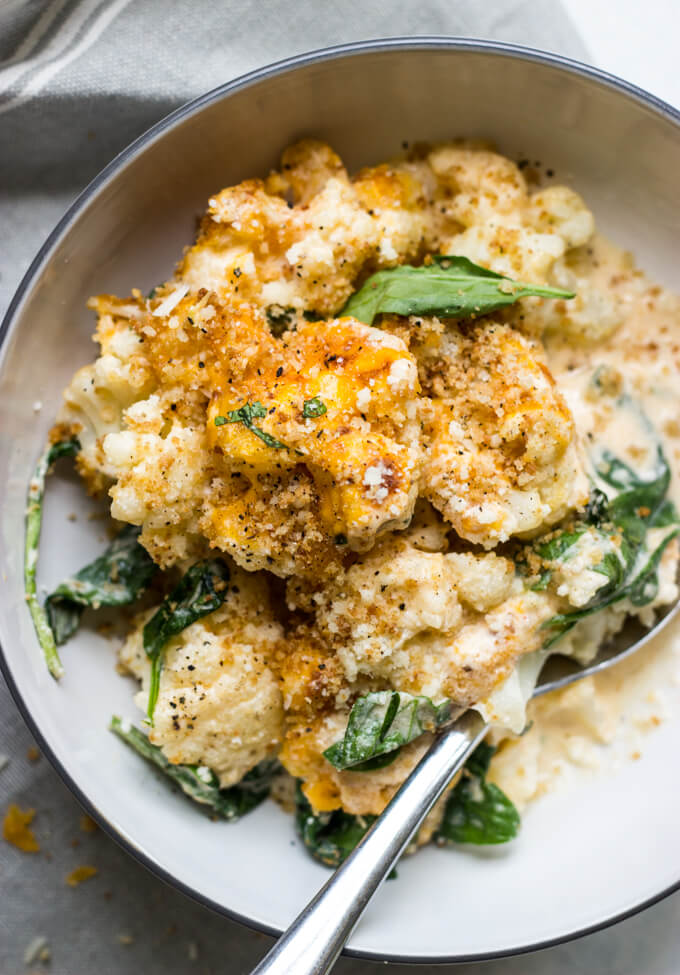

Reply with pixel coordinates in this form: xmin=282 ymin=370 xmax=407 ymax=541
xmin=0 ymin=3 xmax=588 ymax=973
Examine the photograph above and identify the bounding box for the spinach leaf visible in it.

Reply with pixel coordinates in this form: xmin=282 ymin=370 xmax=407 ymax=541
xmin=340 ymin=256 xmax=574 ymax=325
xmin=45 ymin=525 xmax=157 ymax=644
xmin=323 ymin=691 xmax=452 ymax=772
xmin=531 ymin=527 xmax=588 ymax=590
xmin=111 ymin=717 xmax=276 ymax=820
xmin=584 ymin=486 xmax=609 ymax=524
xmin=265 ymin=304 xmax=296 ymax=336
xmin=295 ymin=784 xmax=375 ymax=868
xmin=629 ymin=529 xmax=680 ymax=606
xmin=24 ymin=436 xmax=80 ymax=679
xmin=436 ymin=742 xmax=520 ymax=845
xmin=214 ymin=400 xmax=287 ymax=450
xmin=541 ymin=445 xmax=680 ymax=647
xmin=536 ymin=528 xmax=588 ymax=563
xmin=144 ymin=558 xmax=231 ymax=722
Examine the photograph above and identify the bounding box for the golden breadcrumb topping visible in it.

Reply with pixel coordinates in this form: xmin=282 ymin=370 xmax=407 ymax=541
xmin=54 ymin=139 xmax=680 ymax=817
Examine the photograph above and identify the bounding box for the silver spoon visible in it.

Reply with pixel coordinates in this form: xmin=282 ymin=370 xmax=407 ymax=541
xmin=251 ymin=596 xmax=680 ymax=975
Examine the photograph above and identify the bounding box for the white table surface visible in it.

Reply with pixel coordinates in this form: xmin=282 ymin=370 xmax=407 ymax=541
xmin=1 ymin=2 xmax=679 ymax=973
xmin=564 ymin=0 xmax=680 ymax=109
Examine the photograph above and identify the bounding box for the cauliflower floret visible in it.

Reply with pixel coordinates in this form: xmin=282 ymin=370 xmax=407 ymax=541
xmin=58 ymin=296 xmax=155 ymax=491
xmin=526 ymin=254 xmax=623 ymax=342
xmin=443 ymin=223 xmax=567 ymax=283
xmin=104 ymin=420 xmax=211 ymax=567
xmin=300 ymin=543 xmax=466 ymax=683
xmin=411 ymin=321 xmax=589 ymax=546
xmin=178 ymin=140 xmax=438 ymax=319
xmin=265 ymin=139 xmax=348 ymax=205
xmin=206 ymin=312 xmax=422 ymax=554
xmin=80 ymin=290 xmax=422 ymax=577
xmin=119 ymin=565 xmax=284 ymax=787
xmin=286 ymin=532 xmax=549 ymax=705
xmin=526 ymin=186 xmax=595 ymax=250
xmin=429 ymin=146 xmax=595 ymax=284
xmin=428 ymin=145 xmax=528 ymax=226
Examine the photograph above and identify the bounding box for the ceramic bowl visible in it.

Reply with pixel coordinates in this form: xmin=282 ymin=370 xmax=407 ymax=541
xmin=2 ymin=38 xmax=680 ymax=963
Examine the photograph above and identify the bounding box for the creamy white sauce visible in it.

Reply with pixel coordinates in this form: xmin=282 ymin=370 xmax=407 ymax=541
xmin=490 ymin=613 xmax=680 ymax=810
xmin=492 ymin=233 xmax=680 ymax=805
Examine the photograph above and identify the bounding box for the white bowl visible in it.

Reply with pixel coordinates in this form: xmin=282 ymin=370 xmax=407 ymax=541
xmin=1 ymin=38 xmax=680 ymax=963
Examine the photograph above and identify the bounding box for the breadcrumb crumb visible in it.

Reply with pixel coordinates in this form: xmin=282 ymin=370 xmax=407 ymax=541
xmin=65 ymin=865 xmax=98 ymax=886
xmin=3 ymin=804 xmax=40 ymax=853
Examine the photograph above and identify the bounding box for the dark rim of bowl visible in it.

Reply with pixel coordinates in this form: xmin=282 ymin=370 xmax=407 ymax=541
xmin=1 ymin=36 xmax=680 ymax=965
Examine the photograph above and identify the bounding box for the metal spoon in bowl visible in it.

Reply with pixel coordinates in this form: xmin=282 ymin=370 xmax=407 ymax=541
xmin=251 ymin=596 xmax=680 ymax=975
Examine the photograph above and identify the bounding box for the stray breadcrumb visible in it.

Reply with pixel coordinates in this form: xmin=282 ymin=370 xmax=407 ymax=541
xmin=65 ymin=864 xmax=98 ymax=886
xmin=3 ymin=804 xmax=40 ymax=852
xmin=80 ymin=814 xmax=98 ymax=833
xmin=27 ymin=745 xmax=40 ymax=763
xmin=116 ymin=933 xmax=134 ymax=945
xmin=23 ymin=935 xmax=49 ymax=965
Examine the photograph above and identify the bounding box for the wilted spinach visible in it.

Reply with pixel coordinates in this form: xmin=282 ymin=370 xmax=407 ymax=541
xmin=323 ymin=691 xmax=452 ymax=772
xmin=436 ymin=742 xmax=520 ymax=846
xmin=541 ymin=446 xmax=680 ymax=647
xmin=295 ymin=784 xmax=376 ymax=868
xmin=144 ymin=558 xmax=231 ymax=722
xmin=45 ymin=525 xmax=157 ymax=644
xmin=265 ymin=304 xmax=296 ymax=336
xmin=24 ymin=436 xmax=80 ymax=678
xmin=111 ymin=716 xmax=276 ymax=820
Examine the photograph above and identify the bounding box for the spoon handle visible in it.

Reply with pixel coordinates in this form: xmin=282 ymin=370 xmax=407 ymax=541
xmin=251 ymin=713 xmax=489 ymax=975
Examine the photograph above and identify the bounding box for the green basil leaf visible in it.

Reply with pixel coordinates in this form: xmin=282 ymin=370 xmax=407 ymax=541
xmin=45 ymin=525 xmax=157 ymax=645
xmin=436 ymin=742 xmax=520 ymax=845
xmin=302 ymin=397 xmax=327 ymax=419
xmin=323 ymin=691 xmax=452 ymax=771
xmin=144 ymin=558 xmax=231 ymax=722
xmin=340 ymin=256 xmax=574 ymax=325
xmin=295 ymin=784 xmax=375 ymax=868
xmin=227 ymin=401 xmax=267 ymax=423
xmin=24 ymin=436 xmax=81 ymax=679
xmin=111 ymin=717 xmax=276 ymax=820
xmin=222 ymin=400 xmax=287 ymax=449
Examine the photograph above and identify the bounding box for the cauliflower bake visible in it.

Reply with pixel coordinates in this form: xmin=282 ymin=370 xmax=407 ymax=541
xmin=28 ymin=139 xmax=680 ymax=862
